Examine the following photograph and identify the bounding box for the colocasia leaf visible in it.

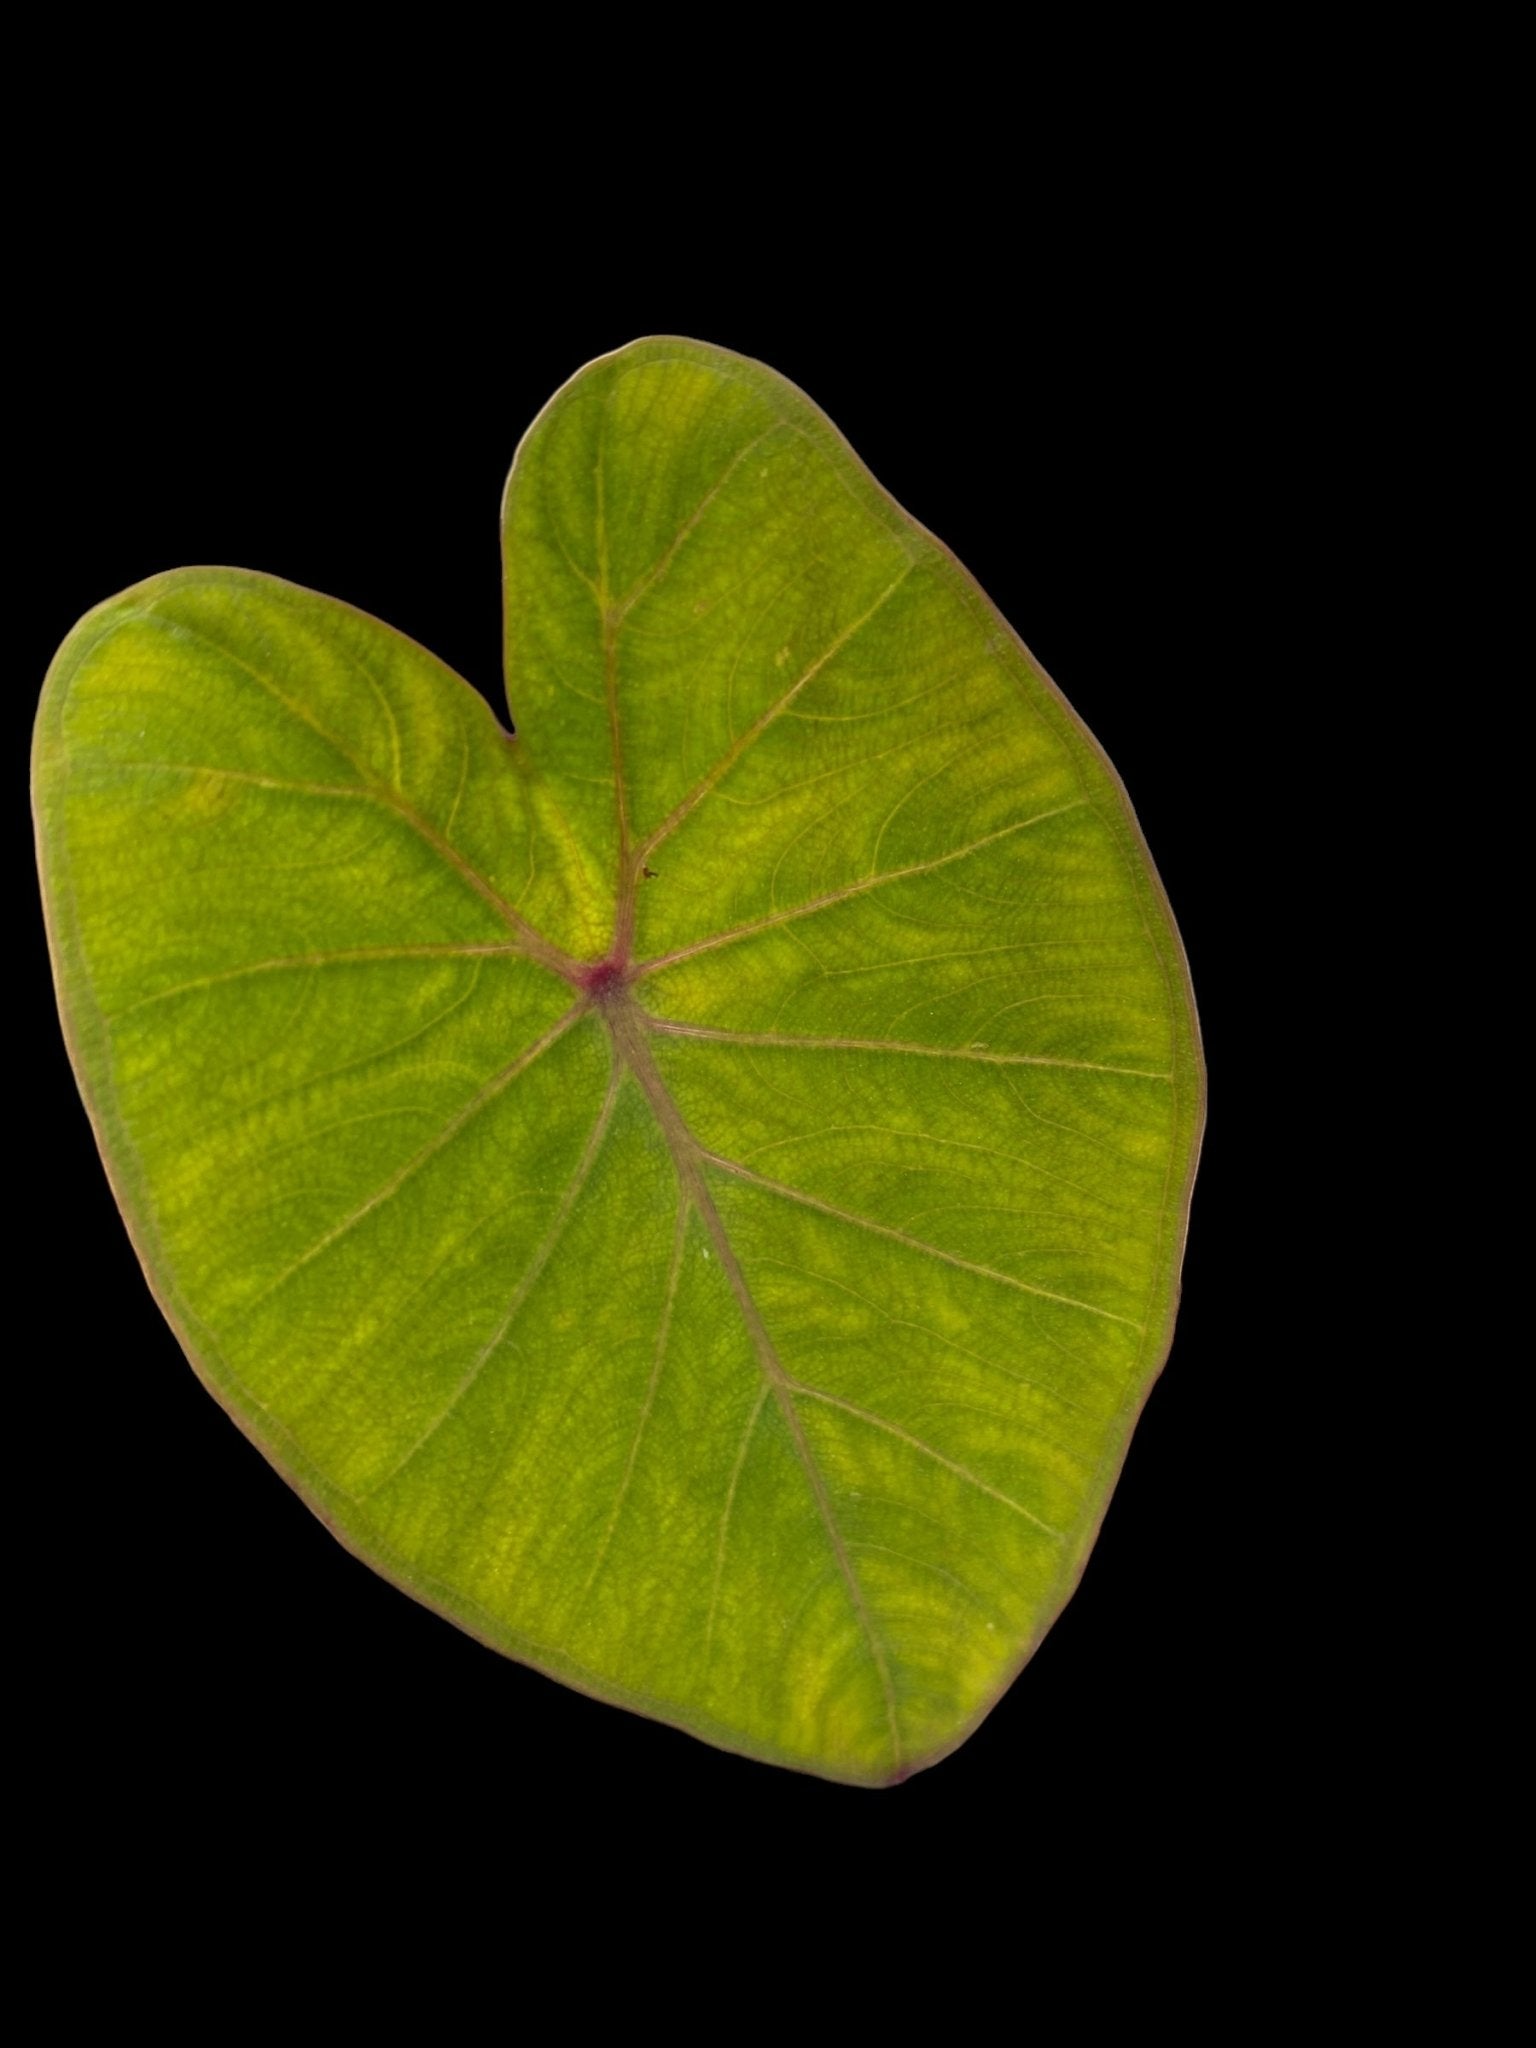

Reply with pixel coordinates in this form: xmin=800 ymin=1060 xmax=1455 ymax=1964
xmin=34 ymin=339 xmax=1203 ymax=1783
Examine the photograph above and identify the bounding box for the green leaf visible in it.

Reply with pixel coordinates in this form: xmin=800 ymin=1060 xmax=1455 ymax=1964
xmin=34 ymin=337 xmax=1202 ymax=1785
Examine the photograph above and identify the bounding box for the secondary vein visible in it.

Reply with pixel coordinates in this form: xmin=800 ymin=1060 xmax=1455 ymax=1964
xmin=247 ymin=1001 xmax=585 ymax=1308
xmin=364 ymin=1060 xmax=621 ymax=1493
xmin=697 ymin=1152 xmax=1143 ymax=1329
xmin=131 ymin=603 xmax=577 ymax=982
xmin=634 ymin=802 xmax=1088 ymax=977
xmin=643 ymin=1020 xmax=1171 ymax=1081
xmin=609 ymin=1005 xmax=903 ymax=1770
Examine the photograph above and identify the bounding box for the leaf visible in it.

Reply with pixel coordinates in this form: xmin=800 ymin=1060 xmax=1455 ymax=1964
xmin=34 ymin=337 xmax=1202 ymax=1785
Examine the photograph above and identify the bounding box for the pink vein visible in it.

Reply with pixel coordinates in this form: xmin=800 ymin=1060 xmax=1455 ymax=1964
xmin=366 ymin=1062 xmax=622 ymax=1493
xmin=108 ymin=943 xmax=526 ymax=1020
xmin=644 ymin=1019 xmax=1171 ymax=1081
xmin=790 ymin=1383 xmax=1063 ymax=1538
xmin=631 ymin=562 xmax=917 ymax=869
xmin=248 ymin=1002 xmax=585 ymax=1306
xmin=697 ymin=1152 xmax=1143 ymax=1330
xmin=613 ymin=424 xmax=782 ymax=619
xmin=634 ymin=801 xmax=1087 ymax=976
xmin=613 ymin=1011 xmax=902 ymax=1767
xmin=135 ymin=605 xmax=574 ymax=979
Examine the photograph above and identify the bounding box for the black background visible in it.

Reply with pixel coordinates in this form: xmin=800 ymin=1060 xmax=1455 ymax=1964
xmin=21 ymin=262 xmax=1256 ymax=1866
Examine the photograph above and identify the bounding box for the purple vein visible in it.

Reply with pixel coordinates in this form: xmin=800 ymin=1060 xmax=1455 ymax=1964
xmin=612 ymin=1011 xmax=902 ymax=1767
xmin=603 ymin=600 xmax=633 ymax=944
xmin=136 ymin=607 xmax=574 ymax=978
xmin=698 ymin=1153 xmax=1143 ymax=1330
xmin=634 ymin=802 xmax=1087 ymax=977
xmin=631 ymin=562 xmax=917 ymax=869
xmin=249 ymin=1002 xmax=585 ymax=1307
xmin=614 ymin=424 xmax=781 ymax=619
xmin=590 ymin=417 xmax=640 ymax=952
xmin=736 ymin=1121 xmax=1125 ymax=1215
xmin=366 ymin=1063 xmax=621 ymax=1494
xmin=108 ymin=943 xmax=526 ymax=1020
xmin=643 ymin=1020 xmax=1171 ymax=1081
xmin=691 ymin=1180 xmax=902 ymax=1764
xmin=790 ymin=1383 xmax=1064 ymax=1538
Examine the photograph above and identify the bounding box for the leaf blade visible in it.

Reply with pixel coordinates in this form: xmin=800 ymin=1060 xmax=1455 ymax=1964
xmin=36 ymin=340 xmax=1202 ymax=1783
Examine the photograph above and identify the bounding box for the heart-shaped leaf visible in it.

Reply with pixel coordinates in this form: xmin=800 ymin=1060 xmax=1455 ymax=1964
xmin=35 ymin=338 xmax=1202 ymax=1784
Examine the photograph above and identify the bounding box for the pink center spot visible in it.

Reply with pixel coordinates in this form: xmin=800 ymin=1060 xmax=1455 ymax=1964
xmin=579 ymin=955 xmax=629 ymax=1002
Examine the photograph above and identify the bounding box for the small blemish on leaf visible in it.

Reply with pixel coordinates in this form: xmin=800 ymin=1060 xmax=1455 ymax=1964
xmin=641 ymin=865 xmax=658 ymax=880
